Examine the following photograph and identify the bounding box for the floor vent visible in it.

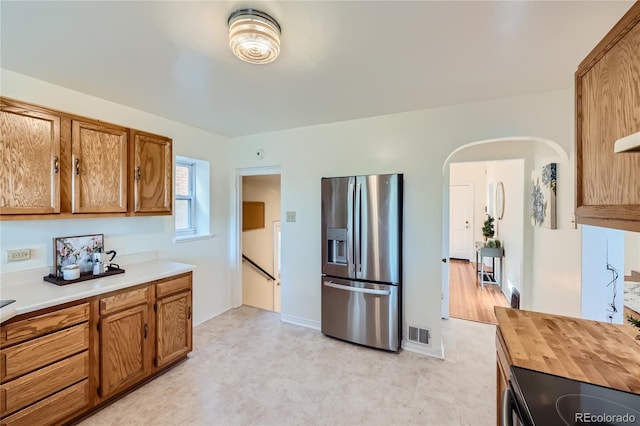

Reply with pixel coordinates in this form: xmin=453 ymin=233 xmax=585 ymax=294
xmin=408 ymin=326 xmax=430 ymax=345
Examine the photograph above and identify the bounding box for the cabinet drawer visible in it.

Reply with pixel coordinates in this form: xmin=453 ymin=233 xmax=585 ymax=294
xmin=0 ymin=351 xmax=88 ymax=417
xmin=0 ymin=323 xmax=88 ymax=382
xmin=0 ymin=379 xmax=89 ymax=426
xmin=100 ymin=286 xmax=149 ymax=315
xmin=1 ymin=303 xmax=89 ymax=347
xmin=156 ymin=273 xmax=192 ymax=298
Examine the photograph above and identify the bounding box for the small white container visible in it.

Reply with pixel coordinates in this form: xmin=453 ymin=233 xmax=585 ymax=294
xmin=62 ymin=265 xmax=80 ymax=280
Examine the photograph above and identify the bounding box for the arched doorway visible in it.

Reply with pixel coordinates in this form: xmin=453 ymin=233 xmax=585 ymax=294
xmin=441 ymin=137 xmax=569 ymax=323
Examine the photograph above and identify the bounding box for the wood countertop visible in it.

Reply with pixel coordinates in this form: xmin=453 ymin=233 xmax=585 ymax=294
xmin=495 ymin=307 xmax=640 ymax=394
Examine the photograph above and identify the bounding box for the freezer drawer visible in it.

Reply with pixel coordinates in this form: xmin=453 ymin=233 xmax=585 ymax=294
xmin=321 ymin=278 xmax=399 ymax=351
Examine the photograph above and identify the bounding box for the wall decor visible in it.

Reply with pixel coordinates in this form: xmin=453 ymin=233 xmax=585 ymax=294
xmin=54 ymin=234 xmax=104 ymax=277
xmin=531 ymin=163 xmax=557 ymax=229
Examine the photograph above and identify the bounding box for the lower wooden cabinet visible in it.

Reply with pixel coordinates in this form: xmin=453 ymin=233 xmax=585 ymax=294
xmin=0 ymin=271 xmax=193 ymax=425
xmin=156 ymin=290 xmax=192 ymax=368
xmin=99 ymin=303 xmax=152 ymax=398
xmin=495 ymin=328 xmax=511 ymax=426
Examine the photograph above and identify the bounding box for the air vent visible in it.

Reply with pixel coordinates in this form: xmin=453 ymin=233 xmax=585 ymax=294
xmin=408 ymin=325 xmax=430 ymax=345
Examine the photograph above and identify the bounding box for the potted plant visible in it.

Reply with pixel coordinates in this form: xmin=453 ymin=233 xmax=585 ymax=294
xmin=482 ymin=214 xmax=495 ymax=243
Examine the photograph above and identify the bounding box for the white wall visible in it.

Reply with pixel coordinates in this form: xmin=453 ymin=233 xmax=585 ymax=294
xmin=486 ymin=159 xmax=525 ymax=299
xmin=625 ymin=231 xmax=640 ymax=275
xmin=0 ymin=70 xmax=233 ymax=326
xmin=242 ymin=175 xmax=281 ymax=309
xmin=581 ymin=225 xmax=625 ymax=324
xmin=228 ymin=89 xmax=574 ymax=357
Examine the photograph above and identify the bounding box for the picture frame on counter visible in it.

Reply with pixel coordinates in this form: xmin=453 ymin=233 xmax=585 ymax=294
xmin=54 ymin=233 xmax=104 ymax=277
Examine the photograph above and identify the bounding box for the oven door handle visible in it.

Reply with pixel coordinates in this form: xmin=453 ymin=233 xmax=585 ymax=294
xmin=501 ymin=388 xmax=514 ymax=426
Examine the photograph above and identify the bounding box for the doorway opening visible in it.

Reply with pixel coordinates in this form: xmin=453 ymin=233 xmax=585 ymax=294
xmin=441 ymin=137 xmax=568 ymax=325
xmin=240 ymin=173 xmax=282 ymax=312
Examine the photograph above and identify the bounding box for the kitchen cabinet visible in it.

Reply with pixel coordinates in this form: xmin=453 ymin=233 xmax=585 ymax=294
xmin=72 ymin=120 xmax=128 ymax=213
xmin=155 ymin=273 xmax=192 ymax=368
xmin=0 ymin=100 xmax=61 ymax=215
xmin=0 ymin=267 xmax=193 ymax=425
xmin=0 ymin=97 xmax=173 ymax=220
xmin=130 ymin=130 xmax=172 ymax=215
xmin=98 ymin=286 xmax=153 ymax=399
xmin=575 ymin=2 xmax=640 ymax=232
xmin=0 ymin=302 xmax=90 ymax=424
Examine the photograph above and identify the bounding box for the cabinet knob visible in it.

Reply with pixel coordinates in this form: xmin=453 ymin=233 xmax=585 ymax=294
xmin=54 ymin=156 xmax=59 ymax=174
xmin=136 ymin=166 xmax=141 ymax=181
xmin=75 ymin=158 xmax=81 ymax=175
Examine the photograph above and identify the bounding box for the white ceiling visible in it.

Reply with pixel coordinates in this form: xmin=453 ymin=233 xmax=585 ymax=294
xmin=1 ymin=1 xmax=634 ymax=138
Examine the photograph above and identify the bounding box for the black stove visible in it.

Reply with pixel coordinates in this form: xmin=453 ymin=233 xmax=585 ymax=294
xmin=510 ymin=366 xmax=640 ymax=426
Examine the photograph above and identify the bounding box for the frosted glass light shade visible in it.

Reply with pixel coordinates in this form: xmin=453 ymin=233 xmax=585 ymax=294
xmin=228 ymin=9 xmax=281 ymax=65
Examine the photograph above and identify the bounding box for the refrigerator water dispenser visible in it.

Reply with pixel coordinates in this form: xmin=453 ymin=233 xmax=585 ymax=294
xmin=327 ymin=227 xmax=348 ymax=264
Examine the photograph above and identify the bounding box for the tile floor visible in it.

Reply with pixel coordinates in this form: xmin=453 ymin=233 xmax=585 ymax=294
xmin=80 ymin=306 xmax=496 ymax=426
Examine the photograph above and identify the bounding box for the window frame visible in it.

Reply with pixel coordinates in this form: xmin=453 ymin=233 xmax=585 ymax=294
xmin=175 ymin=159 xmax=196 ymax=235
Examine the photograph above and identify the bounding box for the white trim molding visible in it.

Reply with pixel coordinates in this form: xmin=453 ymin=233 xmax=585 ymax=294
xmin=280 ymin=313 xmax=321 ymax=331
xmin=402 ymin=339 xmax=445 ymax=359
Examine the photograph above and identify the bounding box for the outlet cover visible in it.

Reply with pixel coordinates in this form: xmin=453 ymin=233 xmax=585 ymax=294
xmin=7 ymin=249 xmax=31 ymax=262
xmin=286 ymin=211 xmax=296 ymax=222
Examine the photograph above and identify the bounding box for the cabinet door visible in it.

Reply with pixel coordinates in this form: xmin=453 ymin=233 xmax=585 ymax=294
xmin=99 ymin=304 xmax=151 ymax=398
xmin=0 ymin=101 xmax=60 ymax=214
xmin=576 ymin=4 xmax=640 ymax=231
xmin=71 ymin=120 xmax=127 ymax=213
xmin=131 ymin=130 xmax=172 ymax=214
xmin=156 ymin=291 xmax=192 ymax=368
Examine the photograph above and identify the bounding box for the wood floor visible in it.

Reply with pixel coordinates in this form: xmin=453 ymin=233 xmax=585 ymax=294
xmin=449 ymin=259 xmax=509 ymax=325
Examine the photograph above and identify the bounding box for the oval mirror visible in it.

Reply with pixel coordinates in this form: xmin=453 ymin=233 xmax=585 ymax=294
xmin=495 ymin=181 xmax=505 ymax=220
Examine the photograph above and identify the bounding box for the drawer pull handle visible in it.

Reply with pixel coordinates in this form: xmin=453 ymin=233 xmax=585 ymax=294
xmin=54 ymin=156 xmax=59 ymax=173
xmin=188 ymin=306 xmax=191 ymax=320
xmin=136 ymin=166 xmax=141 ymax=181
xmin=144 ymin=323 xmax=148 ymax=339
xmin=75 ymin=158 xmax=81 ymax=175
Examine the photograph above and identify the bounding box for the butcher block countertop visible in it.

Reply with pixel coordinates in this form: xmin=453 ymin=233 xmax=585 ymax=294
xmin=495 ymin=307 xmax=640 ymax=394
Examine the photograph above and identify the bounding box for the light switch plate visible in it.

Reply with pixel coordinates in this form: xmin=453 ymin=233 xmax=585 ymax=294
xmin=286 ymin=211 xmax=296 ymax=222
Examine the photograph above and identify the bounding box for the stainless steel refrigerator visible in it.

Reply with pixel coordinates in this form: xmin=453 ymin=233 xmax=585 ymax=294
xmin=321 ymin=173 xmax=403 ymax=351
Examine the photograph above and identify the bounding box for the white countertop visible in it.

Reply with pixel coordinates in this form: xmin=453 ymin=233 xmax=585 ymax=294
xmin=0 ymin=260 xmax=195 ymax=324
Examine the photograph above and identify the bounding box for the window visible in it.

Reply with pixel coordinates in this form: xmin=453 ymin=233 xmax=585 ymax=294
xmin=175 ymin=160 xmax=195 ymax=234
xmin=174 ymin=156 xmax=212 ymax=242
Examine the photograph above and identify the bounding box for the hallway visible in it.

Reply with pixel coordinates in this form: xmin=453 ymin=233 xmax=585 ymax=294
xmin=449 ymin=259 xmax=509 ymax=324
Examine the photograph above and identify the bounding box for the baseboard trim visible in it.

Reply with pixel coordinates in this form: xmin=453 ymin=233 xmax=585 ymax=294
xmin=402 ymin=339 xmax=445 ymax=359
xmin=280 ymin=313 xmax=321 ymax=331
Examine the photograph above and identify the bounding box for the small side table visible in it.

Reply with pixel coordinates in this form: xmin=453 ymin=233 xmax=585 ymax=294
xmin=475 ymin=243 xmax=504 ymax=290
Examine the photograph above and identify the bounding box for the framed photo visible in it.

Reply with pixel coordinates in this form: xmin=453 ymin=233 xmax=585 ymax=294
xmin=54 ymin=234 xmax=104 ymax=277
xmin=531 ymin=163 xmax=557 ymax=229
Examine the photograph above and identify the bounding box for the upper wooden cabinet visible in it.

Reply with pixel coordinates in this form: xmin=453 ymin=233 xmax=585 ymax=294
xmin=0 ymin=100 xmax=60 ymax=215
xmin=72 ymin=120 xmax=128 ymax=213
xmin=0 ymin=98 xmax=173 ymax=220
xmin=130 ymin=130 xmax=172 ymax=215
xmin=575 ymin=2 xmax=640 ymax=232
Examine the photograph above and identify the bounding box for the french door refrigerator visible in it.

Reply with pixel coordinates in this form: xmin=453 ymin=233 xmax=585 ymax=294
xmin=321 ymin=173 xmax=403 ymax=351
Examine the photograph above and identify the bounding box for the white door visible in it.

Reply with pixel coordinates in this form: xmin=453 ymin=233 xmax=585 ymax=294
xmin=273 ymin=221 xmax=281 ymax=313
xmin=449 ymin=184 xmax=473 ymax=260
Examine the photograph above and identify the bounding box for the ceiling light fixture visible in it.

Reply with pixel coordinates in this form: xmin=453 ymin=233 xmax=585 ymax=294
xmin=228 ymin=8 xmax=281 ymax=65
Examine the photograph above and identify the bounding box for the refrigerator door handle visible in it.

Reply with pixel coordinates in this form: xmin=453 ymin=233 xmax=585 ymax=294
xmin=348 ymin=182 xmax=355 ymax=273
xmin=323 ymin=281 xmax=391 ymax=296
xmin=354 ymin=182 xmax=362 ymax=273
